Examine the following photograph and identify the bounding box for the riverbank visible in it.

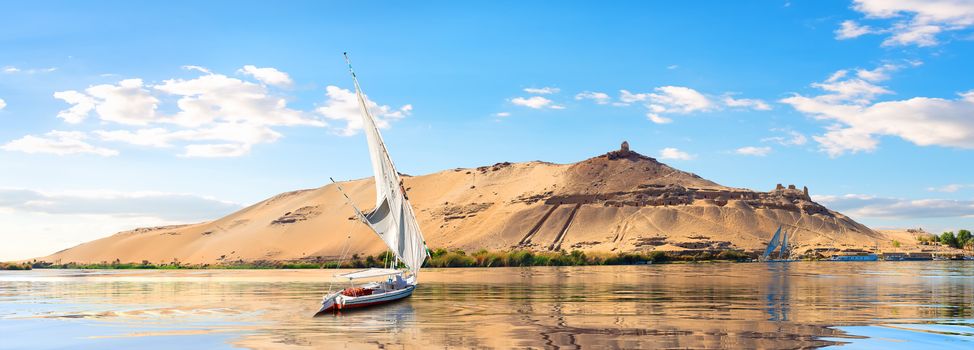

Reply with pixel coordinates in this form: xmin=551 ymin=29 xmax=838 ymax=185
xmin=19 ymin=247 xmax=971 ymax=270
xmin=20 ymin=249 xmax=752 ymax=269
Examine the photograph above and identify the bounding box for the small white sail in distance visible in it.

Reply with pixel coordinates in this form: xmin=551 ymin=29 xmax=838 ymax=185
xmin=344 ymin=52 xmax=430 ymax=274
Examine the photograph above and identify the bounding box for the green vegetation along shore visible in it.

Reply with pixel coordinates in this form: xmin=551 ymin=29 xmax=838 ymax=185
xmin=18 ymin=249 xmax=752 ymax=270
xmin=0 ymin=262 xmax=31 ymax=270
xmin=920 ymin=230 xmax=974 ymax=250
xmin=9 ymin=228 xmax=972 ymax=271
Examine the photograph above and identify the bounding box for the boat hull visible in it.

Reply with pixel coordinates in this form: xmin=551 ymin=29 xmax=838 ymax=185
xmin=831 ymin=254 xmax=879 ymax=261
xmin=316 ymin=283 xmax=415 ymax=315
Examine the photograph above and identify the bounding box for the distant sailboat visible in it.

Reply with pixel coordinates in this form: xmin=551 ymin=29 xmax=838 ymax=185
xmin=316 ymin=53 xmax=430 ymax=315
xmin=761 ymin=226 xmax=793 ymax=262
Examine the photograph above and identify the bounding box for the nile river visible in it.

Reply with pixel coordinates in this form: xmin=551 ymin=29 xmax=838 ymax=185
xmin=1 ymin=262 xmax=972 ymax=349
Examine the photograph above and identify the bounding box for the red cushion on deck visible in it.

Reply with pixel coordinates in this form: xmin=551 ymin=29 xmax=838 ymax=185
xmin=341 ymin=287 xmax=374 ymax=297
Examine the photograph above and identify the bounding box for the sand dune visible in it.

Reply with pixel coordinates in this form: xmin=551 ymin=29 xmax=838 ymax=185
xmin=40 ymin=144 xmax=916 ymax=264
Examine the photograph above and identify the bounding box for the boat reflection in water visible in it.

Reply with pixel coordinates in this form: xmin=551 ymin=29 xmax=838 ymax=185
xmin=765 ymin=263 xmax=791 ymax=322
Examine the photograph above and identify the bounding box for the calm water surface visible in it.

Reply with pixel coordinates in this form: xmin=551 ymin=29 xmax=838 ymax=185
xmin=0 ymin=262 xmax=972 ymax=349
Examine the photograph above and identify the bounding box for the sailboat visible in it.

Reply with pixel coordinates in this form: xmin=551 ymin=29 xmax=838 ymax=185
xmin=779 ymin=231 xmax=789 ymax=259
xmin=315 ymin=53 xmax=430 ymax=315
xmin=760 ymin=226 xmax=793 ymax=262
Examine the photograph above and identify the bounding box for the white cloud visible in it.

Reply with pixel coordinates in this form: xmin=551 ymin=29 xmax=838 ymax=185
xmin=183 ymin=143 xmax=252 ymax=158
xmin=647 ymin=114 xmax=672 ymax=124
xmin=52 ymin=90 xmax=96 ymax=124
xmin=575 ymin=91 xmax=611 ymax=105
xmin=658 ymin=147 xmax=695 ymax=160
xmin=814 ymin=193 xmax=974 ymax=219
xmin=621 ymin=86 xmax=716 ymax=124
xmin=762 ymin=129 xmax=808 ymax=146
xmin=575 ymin=86 xmax=769 ymax=124
xmin=666 ymin=64 xmax=679 ymax=70
xmin=835 ymin=20 xmax=875 ymax=39
xmin=316 ymin=85 xmax=411 ymax=136
xmin=153 ymin=73 xmax=316 ymax=128
xmin=842 ymin=0 xmax=974 ymax=47
xmin=735 ymin=146 xmax=772 ymax=156
xmin=90 ymin=68 xmax=311 ymax=130
xmin=94 ymin=128 xmax=179 ymax=148
xmin=2 ymin=66 xmax=56 ymax=74
xmin=523 ymin=87 xmax=560 ymax=95
xmin=182 ymin=65 xmax=211 ymax=74
xmin=723 ymin=96 xmax=772 ymax=110
xmin=94 ymin=123 xmax=282 ymax=157
xmin=855 ymin=63 xmax=907 ymax=82
xmin=927 ymin=184 xmax=974 ymax=193
xmin=53 ymin=79 xmax=159 ymax=125
xmin=618 ymin=90 xmax=651 ymax=104
xmin=885 ymin=23 xmax=943 ymax=47
xmin=0 ymin=98 xmax=5 ymax=110
xmin=511 ymin=96 xmax=557 ymax=109
xmin=238 ymin=65 xmax=293 ymax=87
xmin=38 ymin=66 xmax=335 ymax=157
xmin=782 ymin=64 xmax=974 ymax=157
xmin=2 ymin=131 xmax=118 ymax=156
xmin=809 ymin=76 xmax=893 ymax=105
xmin=89 ymin=79 xmax=160 ymax=125
xmin=647 ymin=86 xmax=714 ymax=111
xmin=494 ymin=112 xmax=511 ymax=117
xmin=811 ymin=126 xmax=881 ymax=157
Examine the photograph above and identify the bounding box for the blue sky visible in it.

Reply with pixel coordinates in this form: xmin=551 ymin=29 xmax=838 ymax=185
xmin=2 ymin=0 xmax=974 ymax=260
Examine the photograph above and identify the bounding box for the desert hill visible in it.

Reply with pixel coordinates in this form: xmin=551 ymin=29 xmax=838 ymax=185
xmin=41 ymin=142 xmax=896 ymax=264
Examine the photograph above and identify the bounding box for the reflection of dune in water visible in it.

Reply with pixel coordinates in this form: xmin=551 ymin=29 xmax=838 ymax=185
xmin=88 ymin=328 xmax=242 ymax=339
xmin=26 ymin=307 xmax=247 ymax=320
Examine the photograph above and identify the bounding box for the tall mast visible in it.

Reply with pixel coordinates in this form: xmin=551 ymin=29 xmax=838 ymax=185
xmin=343 ymin=52 xmax=400 ymax=177
xmin=342 ymin=52 xmax=429 ymax=274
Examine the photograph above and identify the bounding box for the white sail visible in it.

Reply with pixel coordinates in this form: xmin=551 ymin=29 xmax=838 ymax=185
xmin=762 ymin=226 xmax=782 ymax=260
xmin=344 ymin=53 xmax=429 ymax=273
xmin=779 ymin=231 xmax=789 ymax=259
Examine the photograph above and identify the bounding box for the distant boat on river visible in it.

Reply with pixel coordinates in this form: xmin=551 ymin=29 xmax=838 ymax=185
xmin=761 ymin=226 xmax=795 ymax=262
xmin=830 ymin=254 xmax=878 ymax=261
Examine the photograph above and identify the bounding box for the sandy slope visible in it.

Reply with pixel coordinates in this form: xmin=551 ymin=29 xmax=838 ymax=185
xmin=40 ymin=146 xmax=904 ymax=264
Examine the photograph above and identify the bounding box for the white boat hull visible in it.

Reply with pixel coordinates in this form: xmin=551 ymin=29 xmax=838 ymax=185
xmin=316 ymin=280 xmax=416 ymax=315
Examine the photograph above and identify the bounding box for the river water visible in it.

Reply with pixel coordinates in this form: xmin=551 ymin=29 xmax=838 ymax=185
xmin=0 ymin=262 xmax=971 ymax=349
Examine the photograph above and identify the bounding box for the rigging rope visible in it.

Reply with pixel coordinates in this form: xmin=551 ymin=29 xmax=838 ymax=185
xmin=326 ymin=234 xmax=353 ymax=294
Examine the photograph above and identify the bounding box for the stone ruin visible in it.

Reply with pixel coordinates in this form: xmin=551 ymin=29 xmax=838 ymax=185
xmin=606 ymin=140 xmax=653 ymax=161
xmin=771 ymin=183 xmax=812 ymax=201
